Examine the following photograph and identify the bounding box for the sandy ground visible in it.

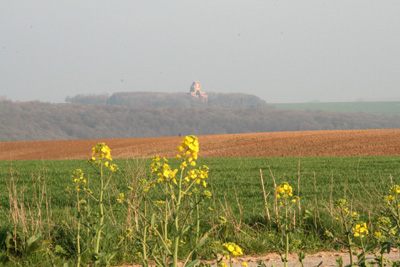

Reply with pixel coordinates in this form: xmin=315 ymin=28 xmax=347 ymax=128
xmin=1 ymin=129 xmax=400 ymax=160
xmin=121 ymin=250 xmax=400 ymax=267
xmin=222 ymin=250 xmax=400 ymax=266
xmin=2 ymin=129 xmax=400 ymax=265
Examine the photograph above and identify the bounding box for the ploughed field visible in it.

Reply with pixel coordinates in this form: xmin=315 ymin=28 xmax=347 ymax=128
xmin=1 ymin=129 xmax=400 ymax=160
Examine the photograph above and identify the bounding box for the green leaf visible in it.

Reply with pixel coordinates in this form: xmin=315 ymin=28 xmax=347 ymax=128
xmin=26 ymin=233 xmax=42 ymax=248
xmin=26 ymin=233 xmax=43 ymax=253
xmin=5 ymin=232 xmax=12 ymax=252
xmin=387 ymin=242 xmax=392 ymax=254
xmin=197 ymin=234 xmax=208 ymax=248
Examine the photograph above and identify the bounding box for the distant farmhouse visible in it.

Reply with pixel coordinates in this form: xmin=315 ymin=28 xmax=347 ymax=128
xmin=189 ymin=81 xmax=208 ymax=101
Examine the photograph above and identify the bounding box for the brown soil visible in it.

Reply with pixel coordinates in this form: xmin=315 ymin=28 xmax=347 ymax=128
xmin=1 ymin=129 xmax=400 ymax=161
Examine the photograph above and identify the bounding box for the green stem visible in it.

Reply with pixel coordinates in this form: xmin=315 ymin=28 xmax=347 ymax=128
xmin=396 ymin=196 xmax=400 ymax=229
xmin=143 ymin=225 xmax=148 ymax=265
xmin=164 ymin=184 xmax=168 ymax=264
xmin=195 ymin=193 xmax=200 ymax=245
xmin=285 ymin=203 xmax=288 ymax=267
xmin=359 ymin=237 xmax=366 ymax=263
xmin=343 ymin=212 xmax=353 ymax=266
xmin=77 ymin=191 xmax=81 ymax=267
xmin=173 ymin=170 xmax=184 ymax=267
xmin=346 ymin=233 xmax=353 ymax=265
xmin=143 ymin=200 xmax=148 ymax=263
xmin=165 ymin=183 xmax=169 ymax=241
xmin=94 ymin=165 xmax=104 ymax=266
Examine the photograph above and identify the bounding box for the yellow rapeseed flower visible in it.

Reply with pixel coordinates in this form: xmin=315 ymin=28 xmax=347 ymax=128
xmin=92 ymin=143 xmax=112 ymax=160
xmin=374 ymin=231 xmax=382 ymax=237
xmin=116 ymin=193 xmax=125 ymax=203
xmin=203 ymin=190 xmax=212 ymax=198
xmin=353 ymin=222 xmax=368 ymax=238
xmin=177 ymin=135 xmax=200 ymax=159
xmin=389 ymin=185 xmax=400 ymax=196
xmin=109 ymin=164 xmax=117 ymax=172
xmin=222 ymin=242 xmax=243 ymax=257
xmin=72 ymin=169 xmax=85 ymax=191
xmin=218 ymin=216 xmax=227 ymax=224
xmin=180 ymin=161 xmax=187 ymax=169
xmin=276 ymin=182 xmax=298 ymax=204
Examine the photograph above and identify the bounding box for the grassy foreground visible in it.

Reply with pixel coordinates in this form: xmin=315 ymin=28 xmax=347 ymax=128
xmin=1 ymin=150 xmax=400 ymax=266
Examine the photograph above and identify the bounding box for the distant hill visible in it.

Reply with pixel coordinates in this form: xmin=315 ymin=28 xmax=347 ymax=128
xmin=66 ymin=92 xmax=269 ymax=108
xmin=272 ymin=101 xmax=400 ymax=116
xmin=2 ymin=100 xmax=400 ymax=141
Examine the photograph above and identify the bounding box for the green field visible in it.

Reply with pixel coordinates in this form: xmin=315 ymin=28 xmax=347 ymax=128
xmin=2 ymin=156 xmax=400 ymax=216
xmin=271 ymin=101 xmax=400 ymax=116
xmin=1 ymin=156 xmax=400 ymax=265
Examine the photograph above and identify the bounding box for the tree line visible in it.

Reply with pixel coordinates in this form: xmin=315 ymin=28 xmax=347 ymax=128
xmin=65 ymin=92 xmax=269 ymax=108
xmin=1 ymin=100 xmax=400 ymax=141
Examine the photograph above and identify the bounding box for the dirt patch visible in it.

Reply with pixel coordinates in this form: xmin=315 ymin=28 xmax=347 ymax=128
xmin=121 ymin=251 xmax=400 ymax=267
xmin=1 ymin=129 xmax=400 ymax=160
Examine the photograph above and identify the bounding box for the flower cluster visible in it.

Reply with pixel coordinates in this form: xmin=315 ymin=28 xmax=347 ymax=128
xmin=373 ymin=216 xmax=394 ymax=241
xmin=202 ymin=190 xmax=212 ymax=199
xmin=276 ymin=182 xmax=292 ymax=198
xmin=184 ymin=165 xmax=209 ymax=187
xmin=176 ymin=135 xmax=199 ymax=167
xmin=150 ymin=155 xmax=162 ymax=172
xmin=377 ymin=216 xmax=392 ymax=229
xmin=221 ymin=242 xmax=243 ymax=257
xmin=276 ymin=182 xmax=297 ymax=203
xmin=389 ymin=185 xmax=400 ymax=200
xmin=72 ymin=169 xmax=86 ymax=191
xmin=334 ymin=199 xmax=349 ymax=216
xmin=151 ymin=155 xmax=179 ymax=184
xmin=352 ymin=222 xmax=369 ymax=238
xmin=374 ymin=231 xmax=382 ymax=237
xmin=351 ymin=211 xmax=359 ymax=221
xmin=88 ymin=143 xmax=117 ymax=172
xmin=92 ymin=143 xmax=112 ymax=160
xmin=138 ymin=178 xmax=154 ymax=193
xmin=116 ymin=193 xmax=125 ymax=203
xmin=159 ymin=163 xmax=178 ymax=184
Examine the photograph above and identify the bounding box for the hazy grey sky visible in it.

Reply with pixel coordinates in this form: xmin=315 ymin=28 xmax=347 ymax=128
xmin=1 ymin=1 xmax=399 ymax=103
